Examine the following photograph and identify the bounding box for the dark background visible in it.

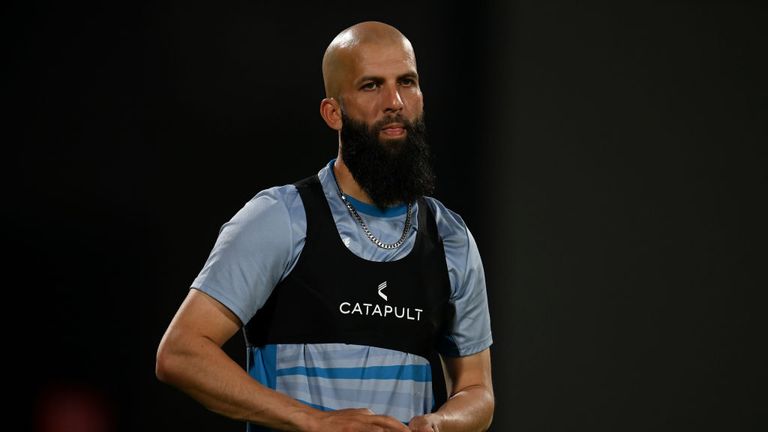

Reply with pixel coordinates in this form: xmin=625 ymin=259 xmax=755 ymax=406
xmin=10 ymin=1 xmax=767 ymax=431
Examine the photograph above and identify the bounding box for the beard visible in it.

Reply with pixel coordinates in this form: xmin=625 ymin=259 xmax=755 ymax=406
xmin=340 ymin=110 xmax=435 ymax=209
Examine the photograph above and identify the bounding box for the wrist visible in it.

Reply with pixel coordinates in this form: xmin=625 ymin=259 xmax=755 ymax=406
xmin=291 ymin=406 xmax=322 ymax=432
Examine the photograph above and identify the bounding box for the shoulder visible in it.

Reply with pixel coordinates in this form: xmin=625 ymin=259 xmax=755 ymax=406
xmin=215 ymin=183 xmax=306 ymax=248
xmin=422 ymin=196 xmax=487 ymax=298
xmin=245 ymin=183 xmax=301 ymax=210
xmin=422 ymin=196 xmax=471 ymax=249
xmin=235 ymin=184 xmax=302 ymax=224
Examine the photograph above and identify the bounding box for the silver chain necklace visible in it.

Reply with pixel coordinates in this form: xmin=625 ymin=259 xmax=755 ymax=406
xmin=332 ymin=175 xmax=412 ymax=250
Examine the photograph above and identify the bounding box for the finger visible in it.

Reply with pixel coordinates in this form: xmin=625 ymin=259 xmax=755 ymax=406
xmin=407 ymin=416 xmax=436 ymax=432
xmin=371 ymin=415 xmax=411 ymax=431
xmin=338 ymin=407 xmax=376 ymax=415
xmin=355 ymin=407 xmax=376 ymax=415
xmin=408 ymin=417 xmax=425 ymax=426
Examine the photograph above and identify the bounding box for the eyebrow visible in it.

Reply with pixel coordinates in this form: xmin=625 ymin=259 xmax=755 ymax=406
xmin=356 ymin=72 xmax=419 ymax=85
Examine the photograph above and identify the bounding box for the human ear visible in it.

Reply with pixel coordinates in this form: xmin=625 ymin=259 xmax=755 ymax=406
xmin=319 ymin=98 xmax=342 ymax=131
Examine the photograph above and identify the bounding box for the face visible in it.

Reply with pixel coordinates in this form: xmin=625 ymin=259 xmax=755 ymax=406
xmin=324 ymin=39 xmax=435 ymax=208
xmin=337 ymin=41 xmax=424 ymax=138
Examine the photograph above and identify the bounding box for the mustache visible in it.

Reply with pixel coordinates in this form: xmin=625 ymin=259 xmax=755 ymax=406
xmin=369 ymin=114 xmax=417 ymax=133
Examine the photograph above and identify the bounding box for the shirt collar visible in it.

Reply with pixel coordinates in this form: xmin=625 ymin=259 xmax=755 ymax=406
xmin=323 ymin=159 xmax=409 ymax=218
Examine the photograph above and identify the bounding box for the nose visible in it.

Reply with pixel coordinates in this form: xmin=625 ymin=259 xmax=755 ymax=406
xmin=382 ymin=83 xmax=404 ymax=113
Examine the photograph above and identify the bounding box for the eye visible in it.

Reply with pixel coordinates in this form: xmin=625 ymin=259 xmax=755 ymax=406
xmin=400 ymin=78 xmax=417 ymax=87
xmin=360 ymin=82 xmax=378 ymax=91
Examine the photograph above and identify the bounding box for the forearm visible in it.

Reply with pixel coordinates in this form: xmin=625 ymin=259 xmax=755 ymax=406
xmin=158 ymin=290 xmax=411 ymax=431
xmin=432 ymin=385 xmax=494 ymax=432
xmin=156 ymin=334 xmax=317 ymax=431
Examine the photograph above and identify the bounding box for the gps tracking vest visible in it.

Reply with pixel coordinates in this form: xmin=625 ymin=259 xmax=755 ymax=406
xmin=243 ymin=175 xmax=455 ymax=408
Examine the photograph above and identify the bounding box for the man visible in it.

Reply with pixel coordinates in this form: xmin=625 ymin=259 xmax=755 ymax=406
xmin=156 ymin=21 xmax=494 ymax=432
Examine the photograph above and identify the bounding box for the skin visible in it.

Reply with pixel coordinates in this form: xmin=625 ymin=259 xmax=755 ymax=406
xmin=156 ymin=21 xmax=494 ymax=432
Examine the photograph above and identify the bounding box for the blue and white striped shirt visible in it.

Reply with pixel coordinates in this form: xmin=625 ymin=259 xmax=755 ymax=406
xmin=193 ymin=160 xmax=492 ymax=425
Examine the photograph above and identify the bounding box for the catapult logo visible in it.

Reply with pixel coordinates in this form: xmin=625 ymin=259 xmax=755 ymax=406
xmin=339 ymin=281 xmax=423 ymax=321
xmin=378 ymin=281 xmax=388 ymax=301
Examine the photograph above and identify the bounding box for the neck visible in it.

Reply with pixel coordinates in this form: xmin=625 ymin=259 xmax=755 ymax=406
xmin=333 ymin=152 xmax=376 ymax=205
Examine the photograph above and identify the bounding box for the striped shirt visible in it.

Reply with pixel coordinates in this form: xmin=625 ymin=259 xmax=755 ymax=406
xmin=193 ymin=160 xmax=492 ymax=427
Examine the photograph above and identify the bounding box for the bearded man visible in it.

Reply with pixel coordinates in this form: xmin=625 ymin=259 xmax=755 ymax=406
xmin=156 ymin=21 xmax=494 ymax=432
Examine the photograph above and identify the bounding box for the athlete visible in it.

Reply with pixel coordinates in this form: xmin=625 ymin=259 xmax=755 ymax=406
xmin=156 ymin=21 xmax=494 ymax=432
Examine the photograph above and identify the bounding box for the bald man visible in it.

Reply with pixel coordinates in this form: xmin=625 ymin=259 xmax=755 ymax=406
xmin=157 ymin=22 xmax=494 ymax=432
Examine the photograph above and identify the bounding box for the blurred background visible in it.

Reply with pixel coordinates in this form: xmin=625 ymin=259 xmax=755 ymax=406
xmin=9 ymin=1 xmax=767 ymax=431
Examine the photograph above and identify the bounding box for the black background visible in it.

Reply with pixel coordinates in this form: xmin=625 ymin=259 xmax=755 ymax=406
xmin=10 ymin=1 xmax=767 ymax=431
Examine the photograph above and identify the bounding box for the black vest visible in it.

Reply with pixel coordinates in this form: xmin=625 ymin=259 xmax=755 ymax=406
xmin=243 ymin=175 xmax=455 ymax=408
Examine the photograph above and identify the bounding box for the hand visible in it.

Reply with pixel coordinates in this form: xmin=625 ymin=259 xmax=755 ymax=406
xmin=408 ymin=414 xmax=440 ymax=432
xmin=310 ymin=408 xmax=410 ymax=432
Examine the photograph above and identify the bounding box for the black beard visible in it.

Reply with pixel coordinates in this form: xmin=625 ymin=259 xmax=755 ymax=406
xmin=340 ymin=111 xmax=435 ymax=209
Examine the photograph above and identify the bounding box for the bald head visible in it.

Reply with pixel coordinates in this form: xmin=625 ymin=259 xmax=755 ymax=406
xmin=322 ymin=21 xmax=416 ymax=100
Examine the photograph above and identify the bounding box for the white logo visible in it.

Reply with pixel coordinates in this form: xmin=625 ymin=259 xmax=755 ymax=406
xmin=338 ymin=280 xmax=423 ymax=321
xmin=378 ymin=281 xmax=388 ymax=301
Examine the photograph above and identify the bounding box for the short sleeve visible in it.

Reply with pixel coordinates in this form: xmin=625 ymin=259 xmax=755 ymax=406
xmin=191 ymin=186 xmax=300 ymax=325
xmin=425 ymin=198 xmax=493 ymax=357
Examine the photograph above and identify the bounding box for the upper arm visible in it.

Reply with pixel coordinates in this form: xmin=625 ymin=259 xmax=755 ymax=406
xmin=155 ymin=289 xmax=248 ymax=390
xmin=426 ymin=198 xmax=493 ymax=357
xmin=163 ymin=289 xmax=243 ymax=348
xmin=191 ymin=186 xmax=304 ymax=325
xmin=443 ymin=348 xmax=494 ymax=397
